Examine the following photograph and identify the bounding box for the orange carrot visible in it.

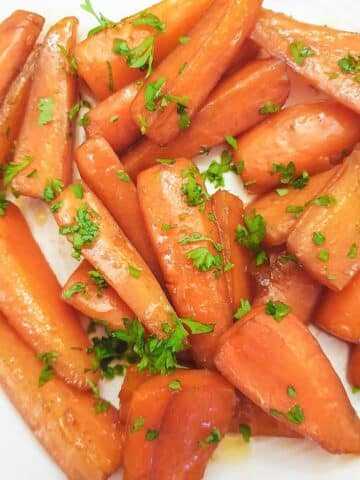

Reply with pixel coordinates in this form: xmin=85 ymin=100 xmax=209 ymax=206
xmin=123 ymin=58 xmax=289 ymax=179
xmin=137 ymin=158 xmax=232 ymax=368
xmin=0 ymin=10 xmax=44 ymax=104
xmin=287 ymin=148 xmax=360 ymax=291
xmin=0 ymin=203 xmax=97 ymax=390
xmin=75 ymin=0 xmax=214 ymax=100
xmin=0 ymin=316 xmax=122 ymax=479
xmin=62 ymin=260 xmax=134 ymax=330
xmin=53 ymin=182 xmax=174 ymax=338
xmin=252 ymin=9 xmax=360 ymax=114
xmin=215 ymin=306 xmax=360 ymax=453
xmin=0 ymin=46 xmax=40 ymax=165
xmin=131 ymin=0 xmax=263 ymax=145
xmin=235 ymin=101 xmax=360 ymax=194
xmin=348 ymin=345 xmax=360 ymax=388
xmin=11 ymin=17 xmax=78 ymax=198
xmin=248 ymin=167 xmax=340 ymax=247
xmin=75 ymin=137 xmax=162 ymax=280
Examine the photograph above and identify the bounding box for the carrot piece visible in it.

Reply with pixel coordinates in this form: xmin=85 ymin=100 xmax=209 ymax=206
xmin=248 ymin=167 xmax=340 ymax=247
xmin=75 ymin=0 xmax=214 ymax=100
xmin=137 ymin=158 xmax=232 ymax=367
xmin=75 ymin=137 xmax=162 ymax=281
xmin=211 ymin=190 xmax=253 ymax=310
xmin=0 ymin=203 xmax=97 ymax=390
xmin=250 ymin=248 xmax=322 ymax=324
xmin=314 ymin=273 xmax=360 ymax=342
xmin=62 ymin=260 xmax=134 ymax=330
xmin=0 ymin=45 xmax=40 ymax=165
xmin=287 ymin=148 xmax=360 ymax=291
xmin=123 ymin=58 xmax=289 ymax=179
xmin=11 ymin=17 xmax=78 ymax=198
xmin=0 ymin=10 xmax=44 ymax=104
xmin=348 ymin=344 xmax=360 ymax=388
xmin=235 ymin=101 xmax=360 ymax=194
xmin=53 ymin=182 xmax=174 ymax=337
xmin=123 ymin=370 xmax=235 ymax=480
xmin=252 ymin=9 xmax=360 ymax=114
xmin=0 ymin=316 xmax=122 ymax=479
xmin=119 ymin=367 xmax=154 ymax=427
xmin=131 ymin=0 xmax=263 ymax=145
xmin=215 ymin=306 xmax=360 ymax=453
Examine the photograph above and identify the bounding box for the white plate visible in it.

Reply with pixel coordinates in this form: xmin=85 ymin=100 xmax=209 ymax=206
xmin=1 ymin=1 xmax=360 ymax=479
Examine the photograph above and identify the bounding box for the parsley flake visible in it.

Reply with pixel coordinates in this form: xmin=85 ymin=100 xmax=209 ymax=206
xmin=62 ymin=282 xmax=87 ymax=299
xmin=87 ymin=379 xmax=111 ymax=414
xmin=37 ymin=98 xmax=54 ymax=125
xmin=271 ymin=162 xmax=309 ymax=189
xmin=43 ymin=179 xmax=64 ymax=203
xmin=109 ymin=115 xmax=119 ymax=123
xmin=318 ymin=249 xmax=330 ymax=262
xmin=58 ymin=44 xmax=78 ymax=76
xmin=312 ymin=194 xmax=336 ymax=207
xmin=259 ymin=101 xmax=281 ymax=115
xmin=179 ymin=36 xmax=190 ymax=44
xmin=88 ymin=270 xmax=108 ymax=296
xmin=289 ymin=41 xmax=314 ymax=66
xmin=234 ymin=299 xmax=252 ymax=320
xmin=199 ymin=428 xmax=222 ymax=447
xmin=287 ymin=385 xmax=297 ymax=398
xmin=70 ymin=183 xmax=84 ymax=199
xmin=202 ymin=150 xmax=236 ymax=188
xmin=116 ymin=170 xmax=131 ymax=183
xmin=132 ymin=10 xmax=166 ymax=33
xmin=186 ymin=247 xmax=223 ymax=273
xmin=146 ymin=429 xmax=160 ymax=441
xmin=81 ymin=0 xmax=116 ymax=37
xmin=338 ymin=54 xmax=360 ymax=74
xmin=161 ymin=223 xmax=177 ymax=231
xmin=265 ymin=300 xmax=291 ymax=321
xmin=348 ymin=243 xmax=358 ymax=258
xmin=3 ymin=156 xmax=32 ymax=186
xmin=168 ymin=379 xmax=182 ymax=391
xmin=179 ymin=232 xmax=223 ymax=252
xmin=128 ymin=264 xmax=142 ymax=278
xmin=181 ymin=167 xmax=209 ymax=207
xmin=37 ymin=351 xmax=58 ymax=387
xmin=236 ymin=212 xmax=267 ymax=265
xmin=239 ymin=424 xmax=251 ymax=443
xmin=132 ymin=416 xmax=146 ymax=433
xmin=0 ymin=192 xmax=9 ymax=216
xmin=312 ymin=231 xmax=325 ymax=246
xmin=114 ymin=36 xmax=155 ymax=78
xmin=225 ymin=135 xmax=238 ymax=150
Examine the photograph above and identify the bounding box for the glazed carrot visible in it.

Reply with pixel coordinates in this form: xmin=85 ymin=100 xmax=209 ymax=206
xmin=287 ymin=149 xmax=360 ymax=291
xmin=0 ymin=10 xmax=44 ymax=104
xmin=250 ymin=248 xmax=322 ymax=323
xmin=131 ymin=0 xmax=263 ymax=145
xmin=62 ymin=260 xmax=134 ymax=330
xmin=124 ymin=58 xmax=289 ymax=179
xmin=348 ymin=345 xmax=360 ymax=388
xmin=123 ymin=370 xmax=236 ymax=480
xmin=211 ymin=190 xmax=253 ymax=310
xmin=0 ymin=46 xmax=40 ymax=165
xmin=248 ymin=167 xmax=340 ymax=247
xmin=0 ymin=317 xmax=122 ymax=479
xmin=76 ymin=137 xmax=162 ymax=280
xmin=137 ymin=159 xmax=232 ymax=367
xmin=0 ymin=203 xmax=97 ymax=390
xmin=252 ymin=9 xmax=360 ymax=114
xmin=314 ymin=273 xmax=360 ymax=342
xmin=11 ymin=17 xmax=78 ymax=198
xmin=75 ymin=0 xmax=214 ymax=100
xmin=235 ymin=101 xmax=360 ymax=194
xmin=53 ymin=182 xmax=174 ymax=337
xmin=215 ymin=306 xmax=360 ymax=453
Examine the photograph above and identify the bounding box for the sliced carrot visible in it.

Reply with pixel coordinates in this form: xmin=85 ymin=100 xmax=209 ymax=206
xmin=75 ymin=0 xmax=214 ymax=100
xmin=123 ymin=370 xmax=235 ymax=480
xmin=287 ymin=149 xmax=360 ymax=291
xmin=53 ymin=182 xmax=174 ymax=337
xmin=0 ymin=45 xmax=40 ymax=165
xmin=75 ymin=137 xmax=162 ymax=280
xmin=0 ymin=316 xmax=122 ymax=479
xmin=252 ymin=9 xmax=360 ymax=114
xmin=348 ymin=345 xmax=360 ymax=388
xmin=137 ymin=158 xmax=232 ymax=367
xmin=248 ymin=167 xmax=340 ymax=247
xmin=314 ymin=273 xmax=360 ymax=342
xmin=123 ymin=58 xmax=289 ymax=179
xmin=211 ymin=190 xmax=253 ymax=310
xmin=0 ymin=10 xmax=44 ymax=104
xmin=215 ymin=306 xmax=360 ymax=453
xmin=11 ymin=17 xmax=78 ymax=198
xmin=0 ymin=203 xmax=97 ymax=390
xmin=235 ymin=101 xmax=360 ymax=194
xmin=62 ymin=260 xmax=134 ymax=330
xmin=131 ymin=0 xmax=263 ymax=145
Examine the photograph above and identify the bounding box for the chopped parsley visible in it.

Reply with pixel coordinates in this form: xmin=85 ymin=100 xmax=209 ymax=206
xmin=270 ymin=404 xmax=304 ymax=425
xmin=236 ymin=212 xmax=267 ymax=266
xmin=157 ymin=158 xmax=175 ymax=165
xmin=81 ymin=0 xmax=116 ymax=37
xmin=132 ymin=416 xmax=146 ymax=433
xmin=146 ymin=429 xmax=160 ymax=441
xmin=259 ymin=101 xmax=281 ymax=115
xmin=338 ymin=54 xmax=360 ymax=74
xmin=179 ymin=36 xmax=190 ymax=44
xmin=68 ymin=102 xmax=81 ymax=120
xmin=161 ymin=223 xmax=177 ymax=231
xmin=37 ymin=98 xmax=54 ymax=125
xmin=271 ymin=162 xmax=309 ymax=189
xmin=113 ymin=36 xmax=156 ymax=78
xmin=289 ymin=41 xmax=314 ymax=66
xmin=88 ymin=269 xmax=108 ymax=296
xmin=312 ymin=231 xmax=325 ymax=246
xmin=202 ymin=150 xmax=236 ymax=188
xmin=179 ymin=232 xmax=223 ymax=252
xmin=348 ymin=243 xmax=358 ymax=259
xmin=318 ymin=249 xmax=330 ymax=262
xmin=181 ymin=317 xmax=214 ymax=334
xmin=43 ymin=179 xmax=64 ymax=203
xmin=286 ymin=205 xmax=305 ymax=218
xmin=37 ymin=351 xmax=58 ymax=387
xmin=168 ymin=379 xmax=182 ymax=391
xmin=116 ymin=170 xmax=131 ymax=183
xmin=181 ymin=166 xmax=209 ymax=207
xmin=144 ymin=77 xmax=167 ymax=111
xmin=239 ymin=424 xmax=251 ymax=443
xmin=70 ymin=183 xmax=84 ymax=199
xmin=234 ymin=299 xmax=252 ymax=320
xmin=3 ymin=156 xmax=32 ymax=186
xmin=178 ymin=62 xmax=188 ymax=74
xmin=62 ymin=282 xmax=87 ymax=299
xmin=109 ymin=115 xmax=119 ymax=123
xmin=87 ymin=379 xmax=111 ymax=414
xmin=287 ymin=385 xmax=296 ymax=398
xmin=132 ymin=10 xmax=166 ymax=33
xmin=0 ymin=192 xmax=9 ymax=216
xmin=312 ymin=194 xmax=336 ymax=207
xmin=58 ymin=44 xmax=78 ymax=76
xmin=225 ymin=135 xmax=238 ymax=150
xmin=139 ymin=114 xmax=149 ymax=134
xmin=78 ymin=113 xmax=91 ymax=127
xmin=199 ymin=428 xmax=222 ymax=447
xmin=128 ymin=264 xmax=142 ymax=278
xmin=280 ymin=253 xmax=300 ymax=265
xmin=276 ymin=188 xmax=289 ymax=197
xmin=50 ymin=200 xmax=63 ymax=213
xmin=186 ymin=247 xmax=223 ymax=274
xmin=265 ymin=300 xmax=291 ymax=321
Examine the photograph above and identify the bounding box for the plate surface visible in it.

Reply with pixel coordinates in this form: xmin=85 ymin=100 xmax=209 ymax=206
xmin=0 ymin=1 xmax=360 ymax=479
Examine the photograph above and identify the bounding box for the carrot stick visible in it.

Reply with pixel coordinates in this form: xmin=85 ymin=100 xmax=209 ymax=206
xmin=11 ymin=17 xmax=78 ymax=198
xmin=123 ymin=58 xmax=289 ymax=179
xmin=53 ymin=182 xmax=174 ymax=338
xmin=76 ymin=137 xmax=162 ymax=281
xmin=248 ymin=167 xmax=340 ymax=247
xmin=0 ymin=316 xmax=122 ymax=479
xmin=62 ymin=260 xmax=134 ymax=331
xmin=252 ymin=9 xmax=360 ymax=114
xmin=215 ymin=306 xmax=360 ymax=453
xmin=287 ymin=148 xmax=360 ymax=291
xmin=0 ymin=203 xmax=97 ymax=390
xmin=0 ymin=10 xmax=44 ymax=104
xmin=0 ymin=45 xmax=40 ymax=165
xmin=235 ymin=101 xmax=360 ymax=194
xmin=211 ymin=190 xmax=253 ymax=310
xmin=138 ymin=158 xmax=233 ymax=367
xmin=348 ymin=344 xmax=360 ymax=388
xmin=75 ymin=0 xmax=214 ymax=100
xmin=314 ymin=272 xmax=360 ymax=342
xmin=131 ymin=0 xmax=263 ymax=145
